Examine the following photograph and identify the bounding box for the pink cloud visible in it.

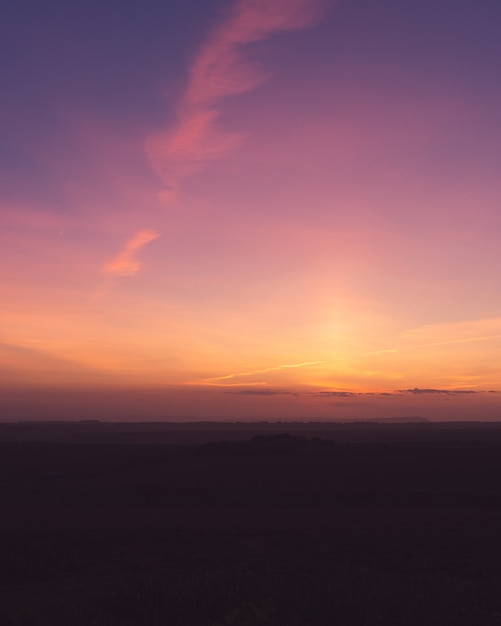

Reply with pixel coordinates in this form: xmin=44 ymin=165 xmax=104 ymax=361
xmin=104 ymin=229 xmax=159 ymax=277
xmin=145 ymin=0 xmax=329 ymax=204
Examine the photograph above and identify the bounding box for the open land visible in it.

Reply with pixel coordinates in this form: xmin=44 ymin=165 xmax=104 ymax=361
xmin=1 ymin=420 xmax=501 ymax=625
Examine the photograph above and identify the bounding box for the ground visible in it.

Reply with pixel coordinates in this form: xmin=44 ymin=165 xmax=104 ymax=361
xmin=1 ymin=421 xmax=501 ymax=625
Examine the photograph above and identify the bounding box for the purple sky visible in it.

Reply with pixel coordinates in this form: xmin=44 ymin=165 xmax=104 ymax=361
xmin=1 ymin=0 xmax=501 ymax=421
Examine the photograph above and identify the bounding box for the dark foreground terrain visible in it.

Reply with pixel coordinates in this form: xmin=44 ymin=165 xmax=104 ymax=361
xmin=1 ymin=421 xmax=501 ymax=625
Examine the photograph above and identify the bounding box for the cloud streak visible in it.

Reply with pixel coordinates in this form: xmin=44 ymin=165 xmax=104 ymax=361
xmin=227 ymin=388 xmax=298 ymax=396
xmin=104 ymin=229 xmax=159 ymax=277
xmin=310 ymin=388 xmax=498 ymax=398
xmin=315 ymin=391 xmax=357 ymax=397
xmin=145 ymin=0 xmax=329 ymax=203
xmin=364 ymin=334 xmax=501 ymax=358
xmin=203 ymin=360 xmax=324 ymax=384
xmin=399 ymin=388 xmax=477 ymax=395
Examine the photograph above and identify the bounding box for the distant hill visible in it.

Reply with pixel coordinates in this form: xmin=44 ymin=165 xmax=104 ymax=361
xmin=350 ymin=416 xmax=430 ymax=424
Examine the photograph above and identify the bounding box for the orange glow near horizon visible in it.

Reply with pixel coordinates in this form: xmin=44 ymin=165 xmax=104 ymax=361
xmin=2 ymin=0 xmax=501 ymax=421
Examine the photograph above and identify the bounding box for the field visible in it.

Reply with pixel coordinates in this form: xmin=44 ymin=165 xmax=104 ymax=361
xmin=1 ymin=421 xmax=501 ymax=625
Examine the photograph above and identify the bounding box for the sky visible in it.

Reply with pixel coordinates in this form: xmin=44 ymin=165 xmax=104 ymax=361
xmin=1 ymin=0 xmax=501 ymax=421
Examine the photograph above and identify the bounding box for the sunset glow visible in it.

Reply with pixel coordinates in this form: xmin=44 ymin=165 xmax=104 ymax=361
xmin=2 ymin=0 xmax=501 ymax=421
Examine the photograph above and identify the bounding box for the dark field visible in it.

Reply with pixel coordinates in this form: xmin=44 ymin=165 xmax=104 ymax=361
xmin=2 ymin=421 xmax=501 ymax=625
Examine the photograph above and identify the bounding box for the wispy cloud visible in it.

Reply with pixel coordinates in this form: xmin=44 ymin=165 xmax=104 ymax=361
xmin=145 ymin=0 xmax=329 ymax=204
xmin=203 ymin=360 xmax=324 ymax=384
xmin=399 ymin=388 xmax=477 ymax=395
xmin=227 ymin=388 xmax=298 ymax=396
xmin=363 ymin=317 xmax=501 ymax=356
xmin=225 ymin=387 xmax=498 ymax=398
xmin=104 ymin=229 xmax=159 ymax=277
xmin=310 ymin=388 xmax=496 ymax=397
xmin=315 ymin=391 xmax=357 ymax=397
xmin=0 ymin=341 xmax=103 ymax=385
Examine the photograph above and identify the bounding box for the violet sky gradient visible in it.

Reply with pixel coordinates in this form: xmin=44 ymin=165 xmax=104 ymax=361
xmin=1 ymin=0 xmax=501 ymax=421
